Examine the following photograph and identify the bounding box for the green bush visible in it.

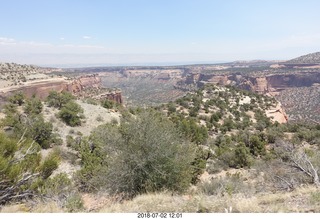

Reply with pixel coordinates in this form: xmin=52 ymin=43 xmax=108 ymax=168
xmin=85 ymin=110 xmax=198 ymax=198
xmin=8 ymin=91 xmax=25 ymax=106
xmin=199 ymin=172 xmax=252 ymax=197
xmin=0 ymin=133 xmax=59 ymax=204
xmin=46 ymin=91 xmax=75 ymax=109
xmin=24 ymin=97 xmax=43 ymax=115
xmin=58 ymin=101 xmax=84 ymax=126
xmin=234 ymin=142 xmax=253 ymax=168
xmin=101 ymin=99 xmax=117 ymax=109
xmin=28 ymin=115 xmax=53 ymax=149
xmin=65 ymin=193 xmax=84 ymax=212
xmin=40 ymin=150 xmax=60 ymax=179
xmin=178 ymin=118 xmax=208 ymax=145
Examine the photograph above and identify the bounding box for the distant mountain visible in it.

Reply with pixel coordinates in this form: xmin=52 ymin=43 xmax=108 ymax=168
xmin=285 ymin=52 xmax=320 ymax=64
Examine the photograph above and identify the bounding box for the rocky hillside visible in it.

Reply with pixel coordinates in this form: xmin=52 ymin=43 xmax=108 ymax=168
xmin=285 ymin=52 xmax=320 ymax=64
xmin=1 ymin=78 xmax=320 ymax=213
xmin=160 ymin=84 xmax=287 ymax=139
xmin=0 ymin=62 xmax=60 ymax=83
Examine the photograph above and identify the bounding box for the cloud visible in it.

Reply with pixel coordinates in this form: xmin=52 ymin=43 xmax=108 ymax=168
xmin=59 ymin=37 xmax=65 ymax=40
xmin=0 ymin=37 xmax=16 ymax=45
xmin=82 ymin=36 xmax=91 ymax=40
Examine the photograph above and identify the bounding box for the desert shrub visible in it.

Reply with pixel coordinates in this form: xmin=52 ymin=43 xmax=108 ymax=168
xmin=83 ymin=110 xmax=198 ymax=198
xmin=46 ymin=91 xmax=75 ymax=109
xmin=40 ymin=149 xmax=60 ymax=179
xmin=167 ymin=102 xmax=176 ymax=114
xmin=189 ymin=106 xmax=199 ymax=117
xmin=213 ymin=135 xmax=254 ymax=169
xmin=2 ymin=108 xmax=55 ymax=149
xmin=191 ymin=147 xmax=212 ymax=183
xmin=210 ymin=113 xmax=220 ymax=123
xmin=199 ymin=172 xmax=252 ymax=197
xmin=234 ymin=142 xmax=253 ymax=168
xmin=74 ymin=137 xmax=108 ymax=192
xmin=41 ymin=173 xmax=82 ymax=212
xmin=254 ymin=109 xmax=272 ymax=128
xmin=41 ymin=173 xmax=72 ymax=198
xmin=247 ymin=135 xmax=266 ymax=156
xmin=28 ymin=115 xmax=54 ymax=149
xmin=310 ymin=191 xmax=320 ymax=205
xmin=266 ymin=126 xmax=285 ymax=143
xmin=220 ymin=117 xmax=235 ymax=132
xmin=58 ymin=101 xmax=84 ymax=126
xmin=0 ymin=133 xmax=59 ymax=204
xmin=96 ymin=115 xmax=104 ymax=122
xmin=51 ymin=133 xmax=63 ymax=146
xmin=84 ymin=98 xmax=99 ymax=105
xmin=111 ymin=118 xmax=118 ymax=125
xmin=66 ymin=135 xmax=75 ymax=148
xmin=24 ymin=97 xmax=43 ymax=115
xmin=177 ymin=118 xmax=208 ymax=145
xmin=65 ymin=193 xmax=84 ymax=212
xmin=8 ymin=91 xmax=25 ymax=106
xmin=101 ymin=99 xmax=117 ymax=109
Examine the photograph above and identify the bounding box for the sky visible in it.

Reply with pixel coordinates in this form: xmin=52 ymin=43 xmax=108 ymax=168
xmin=1 ymin=0 xmax=320 ymax=67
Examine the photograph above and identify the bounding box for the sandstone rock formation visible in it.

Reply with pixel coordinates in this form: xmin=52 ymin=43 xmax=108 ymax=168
xmin=0 ymin=74 xmax=123 ymax=105
xmin=97 ymin=91 xmax=123 ymax=104
xmin=66 ymin=74 xmax=102 ymax=94
xmin=186 ymin=73 xmax=200 ymax=84
xmin=185 ymin=72 xmax=320 ymax=95
xmin=266 ymin=102 xmax=288 ymax=124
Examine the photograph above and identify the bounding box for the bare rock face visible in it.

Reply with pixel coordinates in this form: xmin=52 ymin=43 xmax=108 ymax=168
xmin=184 ymin=70 xmax=320 ymax=96
xmin=266 ymin=102 xmax=288 ymax=124
xmin=0 ymin=78 xmax=69 ymax=99
xmin=98 ymin=91 xmax=123 ymax=104
xmin=253 ymin=77 xmax=268 ymax=94
xmin=203 ymin=75 xmax=229 ymax=85
xmin=186 ymin=73 xmax=200 ymax=84
xmin=0 ymin=74 xmax=123 ymax=105
xmin=67 ymin=74 xmax=102 ymax=94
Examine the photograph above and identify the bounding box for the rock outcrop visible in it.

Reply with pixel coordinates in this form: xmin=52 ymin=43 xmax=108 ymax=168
xmin=200 ymin=75 xmax=229 ymax=86
xmin=98 ymin=91 xmax=123 ymax=104
xmin=186 ymin=73 xmax=200 ymax=84
xmin=266 ymin=102 xmax=288 ymax=124
xmin=185 ymin=72 xmax=320 ymax=95
xmin=66 ymin=74 xmax=102 ymax=94
xmin=0 ymin=78 xmax=69 ymax=99
xmin=0 ymin=74 xmax=123 ymax=105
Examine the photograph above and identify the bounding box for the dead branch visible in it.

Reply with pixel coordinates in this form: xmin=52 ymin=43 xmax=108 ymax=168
xmin=290 ymin=151 xmax=320 ymax=187
xmin=274 ymin=175 xmax=295 ymax=191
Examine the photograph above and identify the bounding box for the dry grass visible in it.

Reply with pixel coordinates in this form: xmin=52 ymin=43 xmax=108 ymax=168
xmin=1 ymin=186 xmax=320 ymax=213
xmin=98 ymin=186 xmax=320 ymax=213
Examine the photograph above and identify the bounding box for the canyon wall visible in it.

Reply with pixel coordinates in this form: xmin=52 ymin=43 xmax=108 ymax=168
xmin=186 ymin=72 xmax=320 ymax=94
xmin=98 ymin=91 xmax=123 ymax=104
xmin=266 ymin=102 xmax=288 ymax=124
xmin=199 ymin=74 xmax=229 ymax=85
xmin=66 ymin=74 xmax=102 ymax=94
xmin=0 ymin=75 xmax=123 ymax=104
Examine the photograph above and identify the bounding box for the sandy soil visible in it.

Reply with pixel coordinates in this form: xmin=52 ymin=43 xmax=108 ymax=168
xmin=239 ymin=96 xmax=251 ymax=105
xmin=43 ymin=100 xmax=120 ymax=140
xmin=266 ymin=102 xmax=287 ymax=124
xmin=41 ymin=100 xmax=121 ymax=177
xmin=0 ymin=80 xmax=11 ymax=88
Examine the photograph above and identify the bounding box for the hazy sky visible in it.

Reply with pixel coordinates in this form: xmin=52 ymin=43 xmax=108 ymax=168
xmin=1 ymin=0 xmax=320 ymax=67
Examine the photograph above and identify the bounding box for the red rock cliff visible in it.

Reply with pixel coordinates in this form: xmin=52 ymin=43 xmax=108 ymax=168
xmin=66 ymin=74 xmax=102 ymax=94
xmin=0 ymin=75 xmax=123 ymax=105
